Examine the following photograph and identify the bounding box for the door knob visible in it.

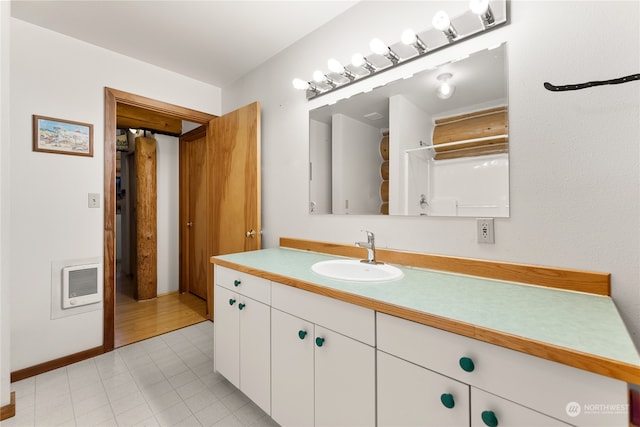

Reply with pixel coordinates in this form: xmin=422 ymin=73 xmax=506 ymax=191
xmin=246 ymin=229 xmax=256 ymax=238
xmin=187 ymin=221 xmax=193 ymax=227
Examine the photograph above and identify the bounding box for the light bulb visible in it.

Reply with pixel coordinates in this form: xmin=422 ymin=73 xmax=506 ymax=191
xmin=292 ymin=78 xmax=308 ymax=90
xmin=312 ymin=70 xmax=326 ymax=83
xmin=436 ymin=73 xmax=455 ymax=99
xmin=327 ymin=58 xmax=344 ymax=74
xmin=351 ymin=53 xmax=365 ymax=67
xmin=369 ymin=38 xmax=388 ymax=56
xmin=469 ymin=0 xmax=489 ymax=15
xmin=401 ymin=29 xmax=417 ymax=46
xmin=437 ymin=83 xmax=453 ymax=98
xmin=432 ymin=11 xmax=451 ymax=31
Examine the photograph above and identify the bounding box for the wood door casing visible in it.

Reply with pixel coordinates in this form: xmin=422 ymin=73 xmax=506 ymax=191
xmin=104 ymin=88 xmax=216 ymax=352
xmin=179 ymin=126 xmax=208 ymax=300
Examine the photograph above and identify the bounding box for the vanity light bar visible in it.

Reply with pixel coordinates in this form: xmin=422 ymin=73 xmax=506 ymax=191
xmin=292 ymin=0 xmax=507 ymax=100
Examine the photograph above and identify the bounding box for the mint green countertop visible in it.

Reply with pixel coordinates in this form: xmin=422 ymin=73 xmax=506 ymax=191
xmin=213 ymin=248 xmax=640 ymax=374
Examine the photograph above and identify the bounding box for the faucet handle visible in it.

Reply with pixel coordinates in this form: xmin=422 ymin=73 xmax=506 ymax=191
xmin=361 ymin=229 xmax=375 ymax=239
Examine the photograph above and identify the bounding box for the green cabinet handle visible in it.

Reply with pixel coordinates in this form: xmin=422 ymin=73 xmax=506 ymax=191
xmin=440 ymin=393 xmax=455 ymax=409
xmin=238 ymin=303 xmax=246 ymax=310
xmin=459 ymin=356 xmax=475 ymax=372
xmin=481 ymin=410 xmax=498 ymax=427
xmin=315 ymin=337 xmax=325 ymax=347
xmin=228 ymin=298 xmax=236 ymax=306
xmin=234 ymin=279 xmax=241 ymax=287
xmin=298 ymin=330 xmax=308 ymax=340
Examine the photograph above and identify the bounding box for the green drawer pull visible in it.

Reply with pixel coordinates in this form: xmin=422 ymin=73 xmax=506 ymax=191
xmin=440 ymin=393 xmax=455 ymax=409
xmin=228 ymin=298 xmax=236 ymax=306
xmin=234 ymin=279 xmax=241 ymax=287
xmin=459 ymin=356 xmax=475 ymax=372
xmin=481 ymin=410 xmax=498 ymax=427
xmin=315 ymin=337 xmax=325 ymax=347
xmin=238 ymin=303 xmax=246 ymax=310
xmin=298 ymin=330 xmax=308 ymax=340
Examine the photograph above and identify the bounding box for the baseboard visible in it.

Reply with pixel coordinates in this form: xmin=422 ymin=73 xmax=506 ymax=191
xmin=0 ymin=392 xmax=15 ymax=421
xmin=10 ymin=346 xmax=104 ymax=382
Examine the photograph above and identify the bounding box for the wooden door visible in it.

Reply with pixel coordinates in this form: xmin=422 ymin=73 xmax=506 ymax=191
xmin=179 ymin=127 xmax=208 ymax=299
xmin=208 ymin=102 xmax=261 ymax=316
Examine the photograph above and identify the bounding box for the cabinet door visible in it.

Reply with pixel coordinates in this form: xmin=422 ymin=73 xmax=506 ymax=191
xmin=239 ymin=296 xmax=271 ymax=414
xmin=314 ymin=326 xmax=376 ymax=427
xmin=471 ymin=388 xmax=571 ymax=427
xmin=271 ymin=309 xmax=314 ymax=427
xmin=214 ymin=285 xmax=239 ymax=387
xmin=378 ymin=351 xmax=470 ymax=427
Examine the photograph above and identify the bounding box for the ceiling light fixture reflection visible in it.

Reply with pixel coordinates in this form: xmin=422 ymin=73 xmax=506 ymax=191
xmin=470 ymin=0 xmax=495 ymax=27
xmin=436 ymin=73 xmax=455 ymax=99
xmin=369 ymin=38 xmax=400 ymax=65
xmin=432 ymin=11 xmax=458 ymax=42
xmin=401 ymin=29 xmax=427 ymax=54
xmin=327 ymin=58 xmax=356 ymax=81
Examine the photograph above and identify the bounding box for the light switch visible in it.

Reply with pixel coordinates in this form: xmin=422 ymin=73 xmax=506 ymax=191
xmin=88 ymin=193 xmax=100 ymax=208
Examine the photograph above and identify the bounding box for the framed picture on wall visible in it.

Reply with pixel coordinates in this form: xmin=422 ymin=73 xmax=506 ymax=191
xmin=33 ymin=115 xmax=94 ymax=157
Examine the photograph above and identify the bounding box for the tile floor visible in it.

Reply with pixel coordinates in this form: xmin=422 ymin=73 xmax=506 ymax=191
xmin=1 ymin=321 xmax=279 ymax=427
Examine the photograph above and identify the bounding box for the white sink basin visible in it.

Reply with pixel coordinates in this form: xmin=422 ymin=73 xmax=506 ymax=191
xmin=311 ymin=259 xmax=403 ymax=282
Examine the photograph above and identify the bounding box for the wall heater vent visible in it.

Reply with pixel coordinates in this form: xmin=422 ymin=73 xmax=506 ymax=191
xmin=62 ymin=263 xmax=102 ymax=309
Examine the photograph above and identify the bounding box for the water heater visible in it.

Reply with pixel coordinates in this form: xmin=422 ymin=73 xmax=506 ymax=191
xmin=62 ymin=263 xmax=102 ymax=309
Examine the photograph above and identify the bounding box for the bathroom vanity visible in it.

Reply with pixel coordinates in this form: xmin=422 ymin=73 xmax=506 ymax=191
xmin=211 ymin=238 xmax=640 ymax=427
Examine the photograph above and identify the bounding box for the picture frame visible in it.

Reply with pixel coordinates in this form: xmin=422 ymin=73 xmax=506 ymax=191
xmin=33 ymin=115 xmax=94 ymax=157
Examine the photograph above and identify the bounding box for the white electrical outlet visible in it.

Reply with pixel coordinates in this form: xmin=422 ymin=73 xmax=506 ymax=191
xmin=477 ymin=218 xmax=495 ymax=244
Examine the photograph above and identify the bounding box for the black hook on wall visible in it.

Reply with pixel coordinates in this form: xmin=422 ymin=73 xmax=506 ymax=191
xmin=543 ymin=73 xmax=640 ymax=92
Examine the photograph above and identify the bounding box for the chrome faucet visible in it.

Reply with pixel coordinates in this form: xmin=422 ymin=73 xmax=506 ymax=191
xmin=356 ymin=230 xmax=378 ymax=264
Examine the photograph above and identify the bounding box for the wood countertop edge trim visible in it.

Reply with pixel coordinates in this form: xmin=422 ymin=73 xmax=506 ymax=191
xmin=279 ymin=237 xmax=611 ymax=296
xmin=211 ymin=256 xmax=640 ymax=385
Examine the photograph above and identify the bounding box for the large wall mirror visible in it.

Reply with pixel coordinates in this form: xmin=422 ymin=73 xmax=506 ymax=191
xmin=309 ymin=42 xmax=508 ymax=217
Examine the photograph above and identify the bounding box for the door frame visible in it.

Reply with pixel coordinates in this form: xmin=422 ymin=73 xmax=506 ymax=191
xmin=103 ymin=87 xmax=216 ymax=352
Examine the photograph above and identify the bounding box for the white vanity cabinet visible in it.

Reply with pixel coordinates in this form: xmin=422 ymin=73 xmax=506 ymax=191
xmin=378 ymin=349 xmax=570 ymax=427
xmin=470 ymin=388 xmax=569 ymax=427
xmin=270 ymin=281 xmax=376 ymax=427
xmin=377 ymin=350 xmax=470 ymax=426
xmin=377 ymin=312 xmax=628 ymax=427
xmin=213 ymin=266 xmax=271 ymax=415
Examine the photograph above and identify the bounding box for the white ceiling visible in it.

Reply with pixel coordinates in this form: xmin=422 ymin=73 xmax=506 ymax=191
xmin=10 ymin=0 xmax=359 ymax=88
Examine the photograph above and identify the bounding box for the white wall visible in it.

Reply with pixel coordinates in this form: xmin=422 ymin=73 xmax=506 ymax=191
xmin=155 ymin=134 xmax=179 ymax=295
xmin=8 ymin=18 xmax=220 ymax=371
xmin=223 ymin=1 xmax=640 ymax=347
xmin=309 ymin=119 xmax=331 ymax=214
xmin=0 ymin=0 xmax=12 ymax=409
xmin=389 ymin=94 xmax=432 ymax=215
xmin=332 ymin=114 xmax=382 ymax=215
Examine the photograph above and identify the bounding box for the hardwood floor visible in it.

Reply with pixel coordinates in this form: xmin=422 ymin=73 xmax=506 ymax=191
xmin=115 ymin=266 xmax=208 ymax=348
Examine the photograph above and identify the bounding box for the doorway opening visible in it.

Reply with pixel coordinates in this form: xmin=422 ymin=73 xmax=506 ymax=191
xmin=104 ymin=88 xmax=217 ymax=351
